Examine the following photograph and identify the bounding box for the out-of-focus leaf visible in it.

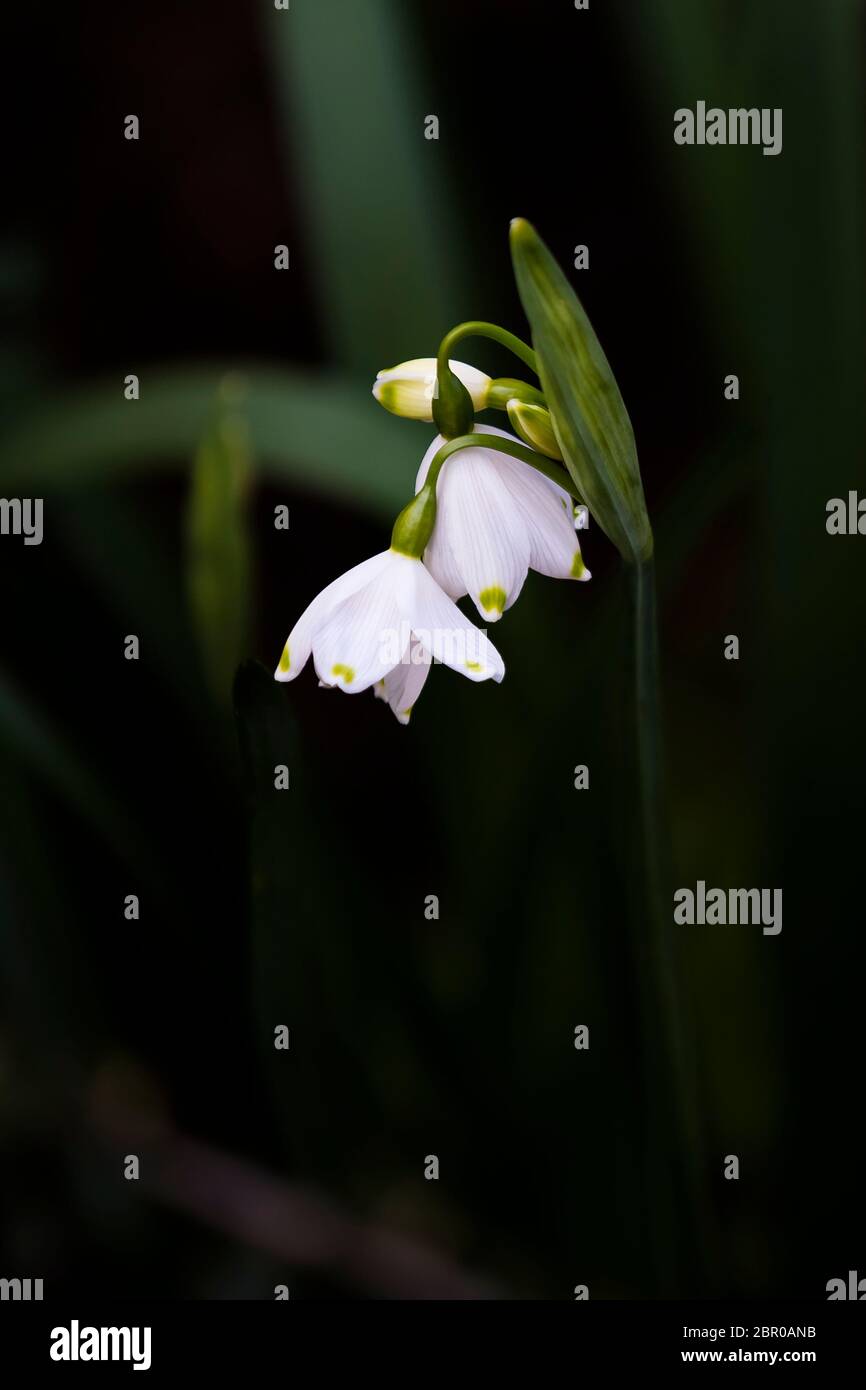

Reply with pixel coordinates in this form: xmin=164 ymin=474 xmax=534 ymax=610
xmin=510 ymin=220 xmax=653 ymax=565
xmin=233 ymin=659 xmax=350 ymax=1169
xmin=0 ymin=670 xmax=165 ymax=891
xmin=185 ymin=377 xmax=253 ymax=706
xmin=260 ymin=0 xmax=466 ymax=371
xmin=58 ymin=490 xmax=211 ymax=729
xmin=0 ymin=766 xmax=107 ymax=1050
xmin=0 ymin=367 xmax=418 ymax=516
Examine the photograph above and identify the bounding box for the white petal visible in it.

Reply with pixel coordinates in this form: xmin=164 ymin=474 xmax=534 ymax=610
xmin=274 ymin=551 xmax=392 ymax=681
xmin=381 ymin=637 xmax=431 ymax=724
xmin=415 ymin=434 xmax=469 ymax=599
xmin=429 ymin=446 xmax=531 ymax=619
xmin=415 ymin=431 xmax=448 ymax=493
xmin=467 ymin=424 xmax=590 ymax=582
xmin=422 ymin=526 xmax=466 ymax=600
xmin=449 ymin=360 xmax=492 ymax=408
xmin=496 ymin=451 xmax=591 ymax=580
xmin=312 ymin=562 xmax=408 ymax=693
xmin=394 ymin=555 xmax=505 ymax=683
xmin=467 ymin=423 xmax=572 ymax=508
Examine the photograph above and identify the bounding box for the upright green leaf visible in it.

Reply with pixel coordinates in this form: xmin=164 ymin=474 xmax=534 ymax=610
xmin=260 ymin=0 xmax=466 ymax=370
xmin=510 ymin=220 xmax=653 ymax=565
xmin=185 ymin=377 xmax=253 ymax=706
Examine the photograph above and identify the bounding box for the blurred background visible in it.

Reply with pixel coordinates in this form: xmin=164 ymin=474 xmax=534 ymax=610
xmin=1 ymin=0 xmax=864 ymax=1300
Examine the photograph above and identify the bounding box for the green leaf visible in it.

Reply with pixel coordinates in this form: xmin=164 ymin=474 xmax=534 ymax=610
xmin=185 ymin=377 xmax=253 ymax=705
xmin=0 ymin=366 xmax=415 ymax=517
xmin=260 ymin=0 xmax=467 ymax=371
xmin=0 ymin=669 xmax=166 ymax=891
xmin=233 ymin=660 xmax=360 ymax=1167
xmin=510 ymin=220 xmax=653 ymax=565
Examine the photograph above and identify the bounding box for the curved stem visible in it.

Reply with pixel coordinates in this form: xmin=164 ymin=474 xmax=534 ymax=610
xmin=427 ymin=432 xmax=579 ymax=499
xmin=437 ymin=321 xmax=538 ymax=378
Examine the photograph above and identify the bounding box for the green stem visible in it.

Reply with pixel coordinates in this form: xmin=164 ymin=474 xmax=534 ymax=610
xmin=437 ymin=321 xmax=538 ymax=378
xmin=630 ymin=557 xmax=711 ymax=1294
xmin=426 ymin=432 xmax=579 ymax=499
xmin=633 ymin=559 xmax=665 ymax=917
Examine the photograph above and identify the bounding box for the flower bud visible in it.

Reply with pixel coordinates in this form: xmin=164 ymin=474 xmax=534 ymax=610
xmin=505 ymin=398 xmax=564 ymax=460
xmin=486 ymin=377 xmax=546 ymax=411
xmin=373 ymin=358 xmax=491 ymax=422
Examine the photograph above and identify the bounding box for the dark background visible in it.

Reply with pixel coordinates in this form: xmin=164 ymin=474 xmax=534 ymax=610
xmin=0 ymin=0 xmax=864 ymax=1299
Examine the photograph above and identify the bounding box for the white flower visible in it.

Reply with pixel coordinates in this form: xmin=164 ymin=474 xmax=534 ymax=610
xmin=416 ymin=423 xmax=591 ymax=621
xmin=274 ymin=549 xmax=504 ymax=724
xmin=373 ymin=358 xmax=491 ymax=421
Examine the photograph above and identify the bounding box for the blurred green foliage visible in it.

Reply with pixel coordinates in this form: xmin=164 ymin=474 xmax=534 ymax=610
xmin=185 ymin=378 xmax=253 ymax=704
xmin=1 ymin=0 xmax=864 ymax=1301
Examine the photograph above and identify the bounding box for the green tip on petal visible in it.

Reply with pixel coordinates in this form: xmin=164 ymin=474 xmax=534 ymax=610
xmin=278 ymin=645 xmax=291 ymax=673
xmin=571 ymin=550 xmax=591 ymax=581
xmin=465 ymin=660 xmax=483 ymax=672
xmin=479 ymin=586 xmax=506 ymax=617
xmin=331 ymin=663 xmax=355 ymax=684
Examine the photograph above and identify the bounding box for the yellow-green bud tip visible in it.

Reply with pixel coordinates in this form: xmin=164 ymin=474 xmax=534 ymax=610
xmin=506 ymin=397 xmax=563 ymax=461
xmin=509 ymin=217 xmax=534 ymax=242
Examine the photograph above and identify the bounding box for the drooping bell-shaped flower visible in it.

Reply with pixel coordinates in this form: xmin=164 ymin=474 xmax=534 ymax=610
xmin=373 ymin=358 xmax=491 ymax=422
xmin=415 ymin=424 xmax=590 ymax=622
xmin=274 ymin=548 xmax=504 ymax=724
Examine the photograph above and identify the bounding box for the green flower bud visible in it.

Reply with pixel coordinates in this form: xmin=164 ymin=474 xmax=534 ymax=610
xmin=510 ymin=219 xmax=653 ymax=564
xmin=505 ymin=398 xmax=564 ymax=461
xmin=373 ymin=358 xmax=491 ymax=422
xmin=486 ymin=377 xmax=546 ymax=411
